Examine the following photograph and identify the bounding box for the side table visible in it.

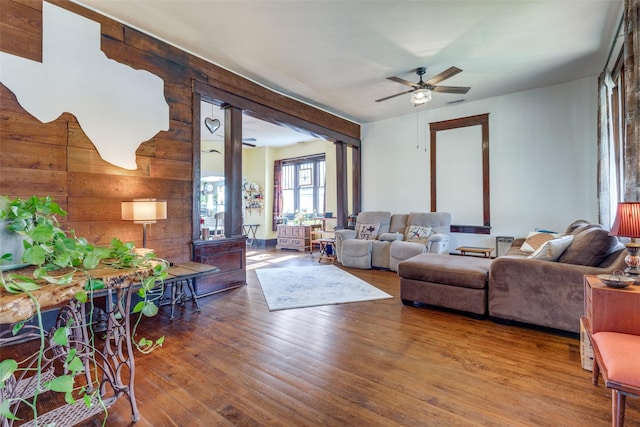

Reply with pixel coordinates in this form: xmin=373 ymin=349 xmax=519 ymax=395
xmin=456 ymin=246 xmax=493 ymax=258
xmin=319 ymin=238 xmax=336 ymax=264
xmin=242 ymin=224 xmax=259 ymax=246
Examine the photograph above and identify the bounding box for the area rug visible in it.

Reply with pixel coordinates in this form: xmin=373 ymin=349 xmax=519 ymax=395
xmin=255 ymin=265 xmax=392 ymax=311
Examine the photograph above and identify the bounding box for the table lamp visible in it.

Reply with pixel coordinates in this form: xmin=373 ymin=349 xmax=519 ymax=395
xmin=121 ymin=199 xmax=167 ymax=249
xmin=609 ymin=202 xmax=640 ymax=276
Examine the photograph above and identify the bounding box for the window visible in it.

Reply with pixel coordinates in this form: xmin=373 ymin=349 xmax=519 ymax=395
xmin=281 ymin=155 xmax=326 ymax=217
xmin=598 ymin=49 xmax=626 ymax=228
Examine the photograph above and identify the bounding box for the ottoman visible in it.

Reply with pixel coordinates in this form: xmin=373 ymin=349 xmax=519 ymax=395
xmin=397 ymin=253 xmax=492 ymax=315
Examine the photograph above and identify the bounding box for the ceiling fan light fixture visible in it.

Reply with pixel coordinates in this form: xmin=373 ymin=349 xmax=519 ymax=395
xmin=411 ymin=88 xmax=431 ymax=105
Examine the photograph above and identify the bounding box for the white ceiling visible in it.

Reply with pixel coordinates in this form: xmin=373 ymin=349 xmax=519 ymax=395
xmin=74 ymin=0 xmax=623 ymax=128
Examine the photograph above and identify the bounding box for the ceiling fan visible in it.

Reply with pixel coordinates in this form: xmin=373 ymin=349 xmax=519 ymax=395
xmin=375 ymin=66 xmax=470 ymax=104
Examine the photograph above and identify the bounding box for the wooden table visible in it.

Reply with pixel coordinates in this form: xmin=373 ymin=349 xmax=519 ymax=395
xmin=0 ymin=263 xmax=158 ymax=425
xmin=456 ymin=246 xmax=494 ymax=258
xmin=0 ymin=260 xmax=218 ymax=426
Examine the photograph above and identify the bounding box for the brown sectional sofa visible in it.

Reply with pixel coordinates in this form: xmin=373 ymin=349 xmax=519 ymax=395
xmin=398 ymin=220 xmax=628 ymax=333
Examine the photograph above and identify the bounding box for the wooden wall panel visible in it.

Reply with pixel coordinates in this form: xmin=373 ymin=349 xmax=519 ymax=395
xmin=148 ymin=158 xmax=191 ymax=181
xmin=67 ymin=147 xmax=152 ymax=176
xmin=0 ymin=168 xmax=67 ymax=198
xmin=0 ymin=0 xmax=359 ymax=263
xmin=154 ymin=138 xmax=192 ymax=163
xmin=0 ymin=139 xmax=66 ymax=169
xmin=0 ymin=117 xmax=68 ymax=148
xmin=0 ymin=0 xmax=41 ymax=61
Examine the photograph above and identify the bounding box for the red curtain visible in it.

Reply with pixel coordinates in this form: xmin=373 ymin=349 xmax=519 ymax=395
xmin=272 ymin=160 xmax=283 ymax=231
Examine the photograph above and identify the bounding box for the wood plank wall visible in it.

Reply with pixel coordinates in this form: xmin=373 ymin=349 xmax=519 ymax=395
xmin=0 ymin=0 xmax=360 ymax=262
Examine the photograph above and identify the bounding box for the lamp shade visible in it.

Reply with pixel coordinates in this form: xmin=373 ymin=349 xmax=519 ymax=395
xmin=609 ymin=202 xmax=640 ymax=238
xmin=121 ymin=200 xmax=167 ymax=223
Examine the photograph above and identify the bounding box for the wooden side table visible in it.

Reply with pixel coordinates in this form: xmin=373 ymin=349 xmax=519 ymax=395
xmin=584 ymin=275 xmax=640 ymax=335
xmin=456 ymin=246 xmax=494 ymax=258
xmin=318 ymin=238 xmax=336 ymax=264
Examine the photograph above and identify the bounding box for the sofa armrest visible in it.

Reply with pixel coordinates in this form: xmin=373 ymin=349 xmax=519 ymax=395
xmin=426 ymin=233 xmax=450 ymax=254
xmin=379 ymin=232 xmax=403 ymax=242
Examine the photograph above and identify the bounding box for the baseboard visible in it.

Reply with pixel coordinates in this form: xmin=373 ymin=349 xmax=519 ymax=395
xmin=248 ymin=238 xmax=277 ymax=248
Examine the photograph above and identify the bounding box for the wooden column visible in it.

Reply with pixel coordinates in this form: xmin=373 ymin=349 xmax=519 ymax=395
xmin=192 ymin=94 xmax=203 ymax=240
xmin=351 ymin=145 xmax=361 ymax=216
xmin=335 ymin=141 xmax=348 ymax=228
xmin=224 ymin=106 xmax=243 ymax=237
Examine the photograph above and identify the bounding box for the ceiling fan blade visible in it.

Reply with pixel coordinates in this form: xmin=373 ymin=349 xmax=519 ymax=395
xmin=201 ymin=149 xmax=221 ymax=154
xmin=375 ymin=89 xmax=414 ymax=103
xmin=386 ymin=76 xmax=417 ymax=88
xmin=243 ymin=137 xmax=257 ymax=142
xmin=425 ymin=66 xmax=462 ymax=86
xmin=431 ymin=85 xmax=471 ymax=94
xmin=242 ymin=142 xmax=257 ymax=147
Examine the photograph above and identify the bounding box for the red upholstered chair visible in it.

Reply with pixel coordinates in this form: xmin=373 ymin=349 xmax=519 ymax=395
xmin=590 ymin=331 xmax=640 ymax=426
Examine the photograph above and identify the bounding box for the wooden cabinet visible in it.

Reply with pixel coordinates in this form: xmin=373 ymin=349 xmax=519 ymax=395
xmin=584 ymin=275 xmax=640 ymax=335
xmin=192 ymin=237 xmax=247 ymax=297
xmin=276 ymin=225 xmax=313 ymax=251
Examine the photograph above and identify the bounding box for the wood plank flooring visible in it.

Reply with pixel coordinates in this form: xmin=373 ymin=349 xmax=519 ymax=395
xmin=13 ymin=248 xmax=640 ymax=426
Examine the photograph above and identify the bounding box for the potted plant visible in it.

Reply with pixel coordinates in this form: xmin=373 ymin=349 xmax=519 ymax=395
xmin=0 ymin=196 xmax=168 ymax=425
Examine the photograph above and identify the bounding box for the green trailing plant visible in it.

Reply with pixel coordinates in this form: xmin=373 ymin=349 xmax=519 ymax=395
xmin=0 ymin=195 xmax=168 ymax=425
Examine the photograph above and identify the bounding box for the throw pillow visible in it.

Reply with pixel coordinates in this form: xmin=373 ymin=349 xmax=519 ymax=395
xmin=527 ymin=235 xmax=574 ymax=261
xmin=356 ymin=223 xmax=380 ymax=240
xmin=558 ymin=227 xmax=620 ymax=266
xmin=404 ymin=225 xmax=432 ymax=244
xmin=521 ymin=231 xmax=560 ymax=253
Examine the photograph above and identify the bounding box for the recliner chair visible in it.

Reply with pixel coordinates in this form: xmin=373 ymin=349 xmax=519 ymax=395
xmin=335 ymin=211 xmax=451 ymax=270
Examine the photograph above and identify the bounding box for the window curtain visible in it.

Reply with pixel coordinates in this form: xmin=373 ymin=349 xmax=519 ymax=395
xmin=272 ymin=160 xmax=283 ymax=231
xmin=597 ymin=69 xmax=618 ymax=228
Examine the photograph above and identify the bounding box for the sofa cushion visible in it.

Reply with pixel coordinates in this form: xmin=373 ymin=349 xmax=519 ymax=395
xmin=558 ymin=227 xmax=620 ymax=266
xmin=564 ymin=219 xmax=591 ymax=235
xmin=356 ymin=211 xmax=391 ymax=236
xmin=356 ymin=223 xmax=379 ymax=240
xmin=407 ymin=212 xmax=451 ymax=235
xmin=527 ymin=235 xmax=574 ymax=261
xmin=389 ymin=214 xmax=409 ymax=233
xmin=405 ymin=225 xmax=432 ymax=243
xmin=398 ymin=254 xmax=490 ymax=290
xmin=521 ymin=231 xmax=560 ymax=253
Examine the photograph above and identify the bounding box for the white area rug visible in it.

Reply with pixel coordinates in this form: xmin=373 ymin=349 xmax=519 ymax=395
xmin=256 ymin=265 xmax=392 ymax=311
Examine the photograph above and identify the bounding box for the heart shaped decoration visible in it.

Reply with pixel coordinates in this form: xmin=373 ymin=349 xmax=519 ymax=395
xmin=204 ymin=117 xmax=220 ymax=134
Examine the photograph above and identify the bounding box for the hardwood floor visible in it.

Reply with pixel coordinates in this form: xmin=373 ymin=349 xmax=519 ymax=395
xmin=48 ymin=248 xmax=640 ymax=425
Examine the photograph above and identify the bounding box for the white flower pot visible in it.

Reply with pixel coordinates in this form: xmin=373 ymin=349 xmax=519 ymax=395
xmin=0 ymin=220 xmax=27 ymax=271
